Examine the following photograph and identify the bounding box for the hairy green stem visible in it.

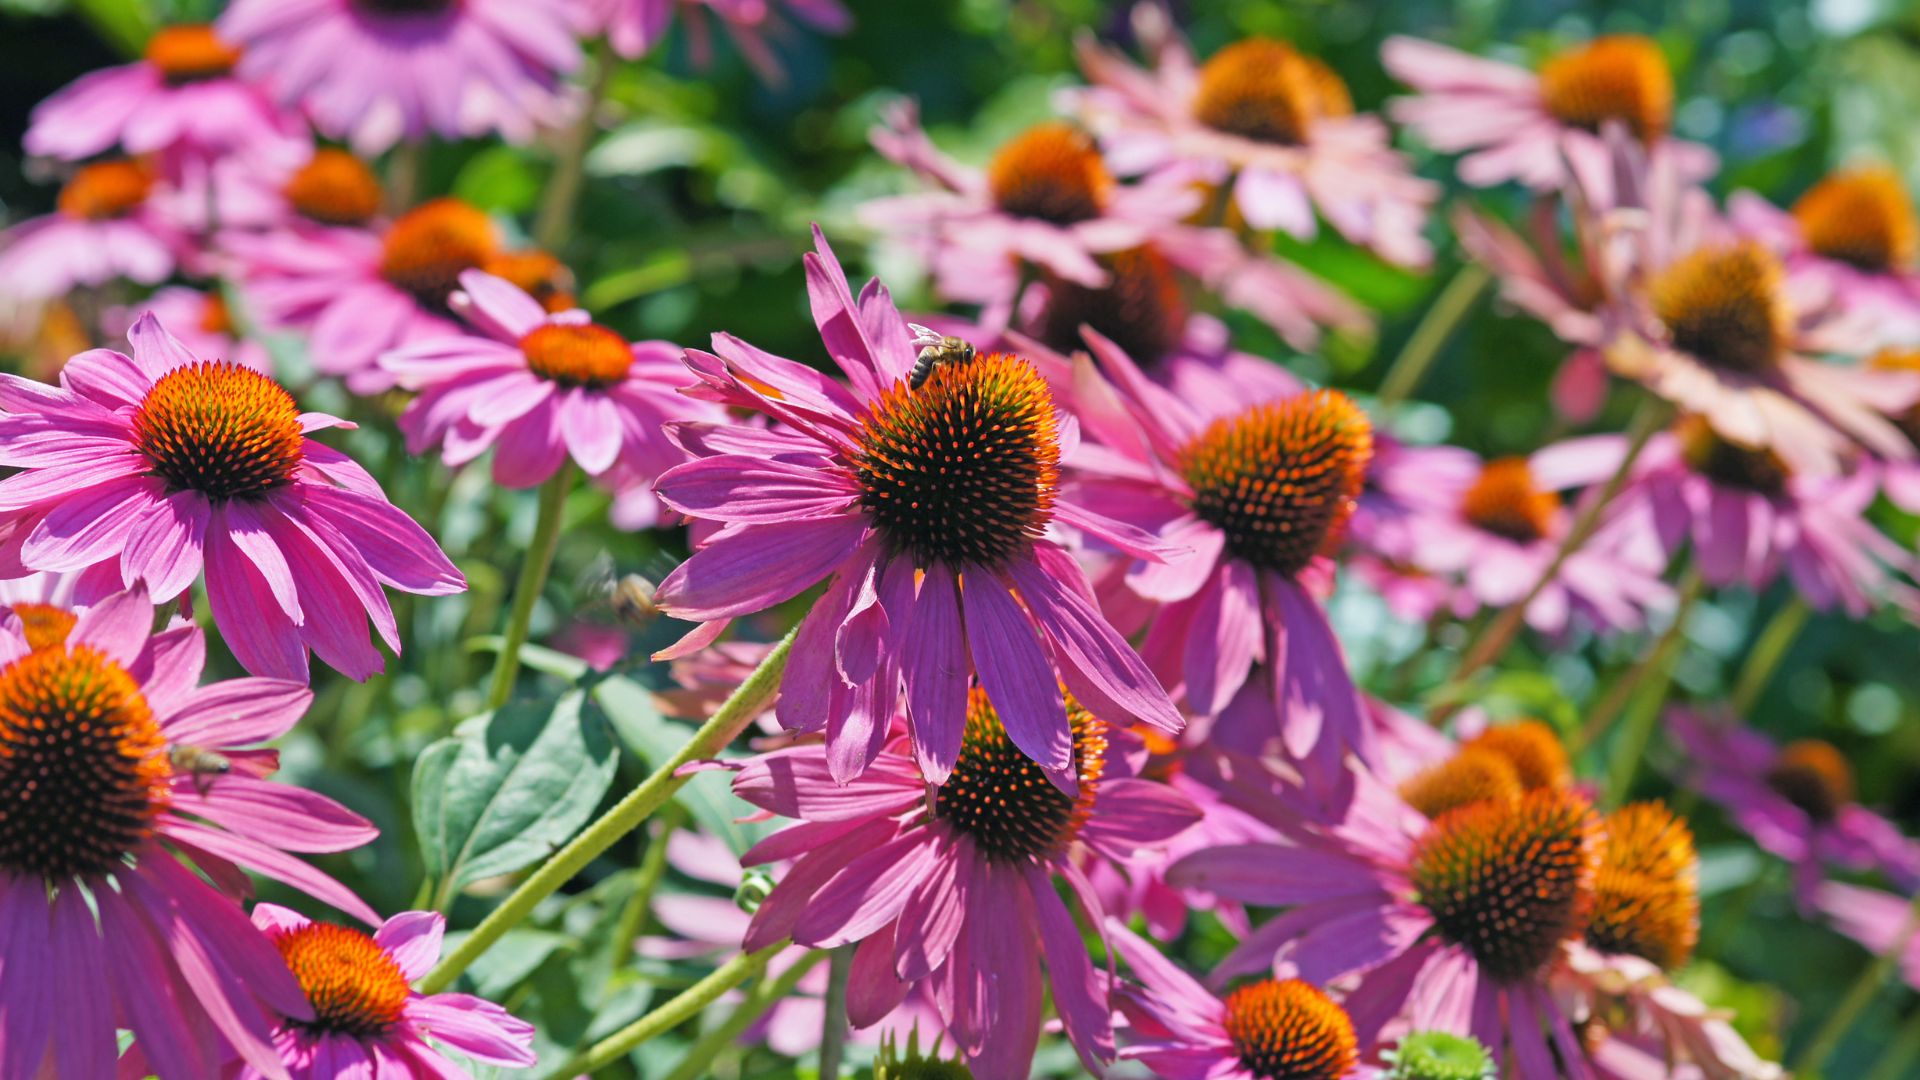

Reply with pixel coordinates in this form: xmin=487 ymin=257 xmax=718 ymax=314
xmin=818 ymin=944 xmax=855 ymax=1078
xmin=555 ymin=941 xmax=788 ymax=1077
xmin=1730 ymin=596 xmax=1810 ymax=717
xmin=603 ymin=803 xmax=687 ymax=973
xmin=534 ymin=38 xmax=614 ymax=251
xmin=420 ymin=625 xmax=798 ymax=995
xmin=1433 ymin=396 xmax=1665 ymax=722
xmin=1376 ymin=262 xmax=1491 ymax=407
xmin=659 ymin=949 xmax=831 ymax=1080
xmin=1790 ymin=892 xmax=1920 ymax=1075
xmin=485 ymin=468 xmax=573 ymax=710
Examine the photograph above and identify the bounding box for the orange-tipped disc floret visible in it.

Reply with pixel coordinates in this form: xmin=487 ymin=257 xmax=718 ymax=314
xmin=133 ymin=361 xmax=305 ymax=501
xmin=1035 ymin=246 xmax=1189 ymax=365
xmin=1537 ymin=36 xmax=1673 ymax=145
xmin=1399 ymin=747 xmax=1524 ymax=820
xmin=485 ymin=249 xmax=576 ymax=312
xmin=1192 ymin=38 xmax=1351 ymax=146
xmin=933 ymin=687 xmax=1107 ymax=861
xmin=1221 ymin=978 xmax=1359 ymax=1080
xmin=284 ymin=149 xmax=385 ymax=228
xmin=0 ymin=646 xmax=171 ymax=880
xmin=57 ymin=160 xmax=152 ymax=221
xmin=379 ymin=198 xmax=498 ymax=308
xmin=144 ymin=24 xmax=242 ymax=84
xmin=987 ymin=123 xmax=1112 ymax=225
xmin=1675 ymin=414 xmax=1791 ymax=495
xmin=1765 ymin=739 xmax=1854 ymax=824
xmin=274 ymin=922 xmax=412 ymax=1038
xmin=11 ymin=603 xmax=78 ymax=652
xmin=520 ymin=323 xmax=632 ymax=389
xmin=855 ymin=351 xmax=1058 ymax=568
xmin=1179 ymin=389 xmax=1373 ymax=579
xmin=1462 ymin=720 xmax=1572 ymax=793
xmin=1410 ymin=787 xmax=1602 ymax=982
xmin=1459 ymin=459 xmax=1560 ymax=544
xmin=1793 ymin=166 xmax=1917 ymax=272
xmin=1587 ymin=801 xmax=1699 ymax=970
xmin=1649 ymin=242 xmax=1791 ymax=376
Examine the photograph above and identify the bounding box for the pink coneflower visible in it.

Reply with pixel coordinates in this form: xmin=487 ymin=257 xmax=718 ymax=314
xmin=219 ymin=0 xmax=579 ymax=154
xmin=638 ymin=830 xmax=946 ymax=1055
xmin=1062 ymin=331 xmax=1377 ymax=778
xmin=1667 ymin=707 xmax=1920 ymax=903
xmin=25 ymin=23 xmax=305 ymax=167
xmin=1072 ymin=11 xmax=1435 ymax=266
xmin=1729 ymin=165 xmax=1920 ymax=343
xmin=1604 ymin=419 xmax=1920 ymax=615
xmin=1587 ymin=134 xmax=1920 ymax=475
xmin=0 ymin=584 xmax=379 ymax=1080
xmin=227 ymin=196 xmax=501 ymax=393
xmin=578 ymin=0 xmax=850 ymax=83
xmin=1409 ymin=444 xmax=1673 ymax=637
xmin=1106 ymin=920 xmax=1368 ymax=1080
xmin=108 ymin=286 xmax=274 ymax=375
xmin=651 ymin=228 xmax=1184 ymax=784
xmin=0 ymin=314 xmax=465 ymax=681
xmin=244 ymin=903 xmax=536 ymax=1078
xmin=1170 ymin=759 xmax=1605 ymax=1075
xmin=0 ymin=160 xmax=182 ymax=301
xmin=381 ymin=269 xmax=710 ymax=487
xmin=726 ymin=692 xmax=1201 ymax=1077
xmin=1562 ymin=948 xmax=1785 ymax=1080
xmin=862 ymin=102 xmax=1204 ymax=319
xmin=1383 ymin=33 xmax=1715 ymax=191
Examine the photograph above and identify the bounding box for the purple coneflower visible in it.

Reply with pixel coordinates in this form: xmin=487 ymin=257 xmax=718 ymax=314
xmin=0 ymin=160 xmax=183 ymax=301
xmin=1072 ymin=9 xmax=1435 ymax=266
xmin=25 ymin=23 xmax=304 ymax=167
xmin=0 ymin=315 xmax=465 ymax=681
xmin=1667 ymin=707 xmax=1920 ymax=903
xmin=651 ymin=228 xmax=1183 ymax=785
xmin=382 ymin=269 xmax=713 ymax=487
xmin=240 ymin=903 xmax=536 ymax=1078
xmin=1383 ymin=34 xmax=1715 ymax=191
xmin=220 ymin=0 xmax=579 ymax=153
xmin=725 ymin=692 xmax=1201 ymax=1077
xmin=0 ymin=584 xmax=378 ymax=1079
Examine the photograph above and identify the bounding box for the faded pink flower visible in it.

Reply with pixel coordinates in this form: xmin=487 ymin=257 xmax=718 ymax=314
xmin=0 ymin=315 xmax=465 ymax=681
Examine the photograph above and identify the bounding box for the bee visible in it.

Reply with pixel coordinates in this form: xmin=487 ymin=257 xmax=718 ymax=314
xmin=169 ymin=743 xmax=233 ymax=793
xmin=907 ymin=324 xmax=976 ymax=390
xmin=577 ymin=553 xmax=663 ymax=627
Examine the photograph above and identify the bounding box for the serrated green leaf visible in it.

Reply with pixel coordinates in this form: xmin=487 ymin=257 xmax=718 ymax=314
xmin=412 ymin=689 xmax=620 ymax=890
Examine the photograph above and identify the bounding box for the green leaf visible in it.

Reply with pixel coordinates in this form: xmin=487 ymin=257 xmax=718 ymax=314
xmin=447 ymin=928 xmax=573 ymax=1000
xmin=412 ymin=689 xmax=621 ymax=890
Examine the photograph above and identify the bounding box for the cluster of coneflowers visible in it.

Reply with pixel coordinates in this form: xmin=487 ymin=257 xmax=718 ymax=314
xmin=0 ymin=1 xmax=1917 ymax=1078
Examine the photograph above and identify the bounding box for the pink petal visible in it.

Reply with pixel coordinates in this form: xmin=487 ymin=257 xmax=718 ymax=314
xmin=654 ymin=517 xmax=869 ymax=621
xmin=374 ymin=910 xmax=445 ymax=982
xmin=961 ymin=569 xmax=1071 ymax=775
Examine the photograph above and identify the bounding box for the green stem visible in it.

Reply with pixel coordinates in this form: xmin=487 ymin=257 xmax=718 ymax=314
xmin=419 ymin=624 xmax=799 ymax=995
xmin=818 ymin=944 xmax=855 ymax=1078
xmin=486 ymin=468 xmax=573 ymax=711
xmin=1730 ymin=596 xmax=1810 ymax=717
xmin=1603 ymin=568 xmax=1703 ymax=804
xmin=1376 ymin=262 xmax=1492 ymax=407
xmin=1576 ymin=567 xmax=1702 ymax=755
xmin=658 ymin=949 xmax=831 ymax=1080
xmin=603 ymin=803 xmax=686 ymax=973
xmin=1433 ymin=395 xmax=1666 ymax=723
xmin=534 ymin=38 xmax=614 ymax=252
xmin=554 ymin=941 xmax=787 ymax=1078
xmin=1865 ymin=1006 xmax=1920 ymax=1080
xmin=387 ymin=140 xmax=424 ymax=211
xmin=1790 ymin=892 xmax=1920 ymax=1075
